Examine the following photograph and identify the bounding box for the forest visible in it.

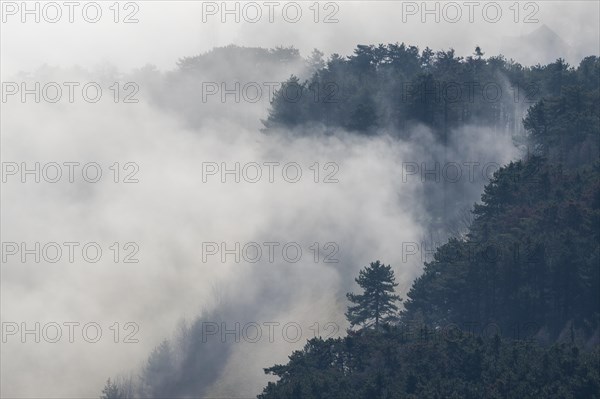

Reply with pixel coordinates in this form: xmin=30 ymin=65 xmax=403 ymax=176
xmin=258 ymin=45 xmax=600 ymax=398
xmin=100 ymin=44 xmax=599 ymax=398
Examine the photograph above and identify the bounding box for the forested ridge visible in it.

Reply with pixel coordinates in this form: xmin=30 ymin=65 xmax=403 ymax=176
xmin=259 ymin=330 xmax=599 ymax=399
xmin=264 ymin=43 xmax=598 ymax=142
xmin=258 ymin=45 xmax=600 ymax=399
xmin=100 ymin=44 xmax=600 ymax=398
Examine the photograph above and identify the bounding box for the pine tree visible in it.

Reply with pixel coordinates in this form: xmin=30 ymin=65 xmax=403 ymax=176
xmin=100 ymin=378 xmax=122 ymax=399
xmin=474 ymin=46 xmax=485 ymax=60
xmin=346 ymin=261 xmax=402 ymax=330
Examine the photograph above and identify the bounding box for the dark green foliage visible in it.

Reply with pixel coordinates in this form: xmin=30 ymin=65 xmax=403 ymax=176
xmin=523 ymin=82 xmax=599 ymax=166
xmin=264 ymin=45 xmax=599 ymax=142
xmin=100 ymin=45 xmax=599 ymax=398
xmin=346 ymin=261 xmax=402 ymax=330
xmin=403 ymin=81 xmax=600 ymax=343
xmin=259 ymin=53 xmax=599 ymax=399
xmin=259 ymin=329 xmax=600 ymax=399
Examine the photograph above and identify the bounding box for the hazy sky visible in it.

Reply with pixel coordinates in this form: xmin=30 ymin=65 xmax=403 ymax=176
xmin=2 ymin=1 xmax=599 ymax=77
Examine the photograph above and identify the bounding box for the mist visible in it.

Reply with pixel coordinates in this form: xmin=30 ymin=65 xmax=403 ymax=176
xmin=1 ymin=52 xmax=517 ymax=398
xmin=1 ymin=1 xmax=598 ymax=397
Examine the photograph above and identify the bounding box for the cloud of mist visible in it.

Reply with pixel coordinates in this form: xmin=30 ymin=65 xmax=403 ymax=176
xmin=3 ymin=0 xmax=599 ymax=395
xmin=0 ymin=45 xmax=522 ymax=397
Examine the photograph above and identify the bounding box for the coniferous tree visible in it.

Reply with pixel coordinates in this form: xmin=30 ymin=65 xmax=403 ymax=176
xmin=100 ymin=378 xmax=122 ymax=399
xmin=346 ymin=261 xmax=402 ymax=330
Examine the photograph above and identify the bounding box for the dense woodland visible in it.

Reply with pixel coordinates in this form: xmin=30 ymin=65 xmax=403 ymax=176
xmin=264 ymin=44 xmax=598 ymax=142
xmin=264 ymin=45 xmax=599 ymax=234
xmin=259 ymin=330 xmax=599 ymax=399
xmin=101 ymin=44 xmax=600 ymax=398
xmin=259 ymin=45 xmax=600 ymax=399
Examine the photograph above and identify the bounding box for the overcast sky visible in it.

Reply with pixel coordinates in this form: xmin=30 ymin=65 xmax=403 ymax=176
xmin=2 ymin=1 xmax=599 ymax=78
